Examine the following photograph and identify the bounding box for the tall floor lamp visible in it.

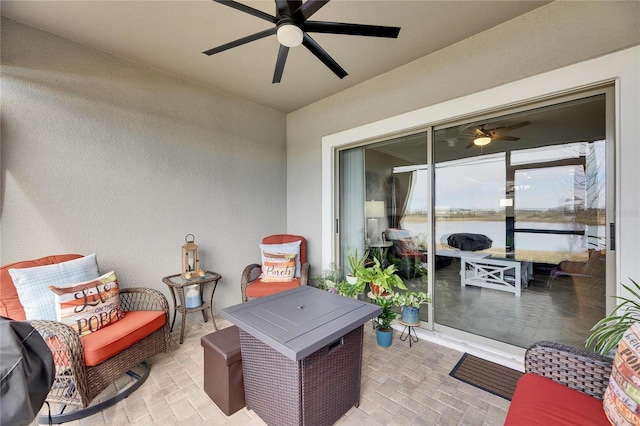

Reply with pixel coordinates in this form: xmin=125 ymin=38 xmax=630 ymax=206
xmin=365 ymin=200 xmax=385 ymax=243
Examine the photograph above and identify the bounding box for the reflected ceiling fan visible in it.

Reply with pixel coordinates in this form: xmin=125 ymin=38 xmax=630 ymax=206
xmin=203 ymin=0 xmax=401 ymax=83
xmin=465 ymin=121 xmax=531 ymax=149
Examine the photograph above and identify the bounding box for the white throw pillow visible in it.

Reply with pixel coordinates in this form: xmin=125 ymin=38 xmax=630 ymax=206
xmin=9 ymin=254 xmax=100 ymax=320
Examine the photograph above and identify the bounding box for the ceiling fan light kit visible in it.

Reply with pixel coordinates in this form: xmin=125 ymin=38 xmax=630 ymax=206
xmin=277 ymin=23 xmax=303 ymax=47
xmin=473 ymin=136 xmax=492 ymax=146
xmin=466 ymin=121 xmax=532 ymax=149
xmin=204 ymin=0 xmax=400 ymax=83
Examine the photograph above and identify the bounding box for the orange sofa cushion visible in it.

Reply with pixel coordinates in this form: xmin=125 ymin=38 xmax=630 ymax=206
xmin=81 ymin=310 xmax=165 ymax=366
xmin=505 ymin=373 xmax=609 ymax=425
xmin=1 ymin=254 xmax=83 ymax=320
xmin=245 ymin=278 xmax=301 ymax=299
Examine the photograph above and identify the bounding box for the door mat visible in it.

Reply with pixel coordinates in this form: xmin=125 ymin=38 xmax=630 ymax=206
xmin=449 ymin=353 xmax=523 ymax=400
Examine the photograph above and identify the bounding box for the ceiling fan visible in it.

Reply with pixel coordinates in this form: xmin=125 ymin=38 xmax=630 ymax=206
xmin=465 ymin=121 xmax=531 ymax=148
xmin=203 ymin=0 xmax=401 ymax=83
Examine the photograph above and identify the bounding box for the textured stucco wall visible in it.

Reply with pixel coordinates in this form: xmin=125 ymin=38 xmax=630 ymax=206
xmin=286 ymin=1 xmax=640 ymax=271
xmin=1 ymin=18 xmax=287 ymax=313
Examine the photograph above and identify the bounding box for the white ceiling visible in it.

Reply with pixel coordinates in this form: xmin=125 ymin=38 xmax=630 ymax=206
xmin=1 ymin=0 xmax=550 ymax=113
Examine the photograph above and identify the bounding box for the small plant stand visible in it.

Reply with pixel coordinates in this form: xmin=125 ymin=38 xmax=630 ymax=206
xmin=398 ymin=318 xmax=420 ymax=347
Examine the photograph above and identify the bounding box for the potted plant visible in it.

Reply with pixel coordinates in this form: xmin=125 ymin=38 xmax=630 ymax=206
xmin=356 ymin=256 xmax=406 ymax=296
xmin=322 ymin=279 xmax=366 ymax=299
xmin=586 ymin=278 xmax=640 ymax=355
xmin=345 ymin=248 xmax=368 ymax=284
xmin=355 ymin=257 xmax=407 ymax=347
xmin=391 ymin=291 xmax=431 ymax=324
xmin=310 ymin=263 xmax=343 ymax=290
xmin=373 ymin=295 xmax=396 ymax=347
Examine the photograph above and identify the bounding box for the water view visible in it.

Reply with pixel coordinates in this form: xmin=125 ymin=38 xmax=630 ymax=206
xmin=401 ymin=216 xmax=603 ymax=264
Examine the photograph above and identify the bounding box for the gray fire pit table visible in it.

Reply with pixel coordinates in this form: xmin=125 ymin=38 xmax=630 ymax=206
xmin=221 ymin=286 xmax=381 ymax=426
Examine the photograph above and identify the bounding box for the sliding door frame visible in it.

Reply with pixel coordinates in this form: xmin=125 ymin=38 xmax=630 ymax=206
xmin=322 ymin=47 xmax=638 ymax=356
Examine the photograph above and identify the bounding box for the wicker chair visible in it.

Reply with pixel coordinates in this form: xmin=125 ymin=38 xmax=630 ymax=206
xmin=241 ymin=234 xmax=310 ymax=302
xmin=505 ymin=340 xmax=613 ymax=424
xmin=524 ymin=341 xmax=612 ymax=399
xmin=547 ymin=249 xmax=605 ymax=288
xmin=1 ymin=255 xmax=171 ymax=423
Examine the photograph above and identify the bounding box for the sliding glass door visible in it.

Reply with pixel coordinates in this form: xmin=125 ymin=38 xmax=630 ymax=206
xmin=432 ymin=91 xmax=612 ymax=349
xmin=337 ymin=87 xmax=614 ymax=350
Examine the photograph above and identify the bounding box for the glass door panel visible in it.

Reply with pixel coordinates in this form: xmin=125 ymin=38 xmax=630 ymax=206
xmin=338 ymin=133 xmax=430 ymax=320
xmin=432 ymin=93 xmax=609 ymax=349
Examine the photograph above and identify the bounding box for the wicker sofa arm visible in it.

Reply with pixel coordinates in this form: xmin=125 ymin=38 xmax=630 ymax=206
xmin=120 ymin=287 xmax=169 ymax=313
xmin=240 ymin=262 xmax=311 ymax=302
xmin=28 ymin=319 xmax=91 ymax=406
xmin=241 ymin=264 xmax=262 ymax=302
xmin=300 ymin=262 xmax=310 ymax=286
xmin=525 ymin=341 xmax=613 ymax=400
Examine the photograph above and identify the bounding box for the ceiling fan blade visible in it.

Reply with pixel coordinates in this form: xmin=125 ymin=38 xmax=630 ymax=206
xmin=465 ymin=141 xmax=475 ymax=149
xmin=493 ymin=121 xmax=531 ymax=134
xmin=302 ymin=33 xmax=347 ymax=79
xmin=473 ymin=128 xmax=486 ymax=137
xmin=492 ymin=135 xmax=520 ymax=141
xmin=203 ymin=28 xmax=276 ymax=56
xmin=213 ymin=0 xmax=277 ymax=23
xmin=273 ymin=45 xmax=289 ymax=83
xmin=303 ymin=21 xmax=400 ymax=38
xmin=293 ymin=0 xmax=329 ymax=21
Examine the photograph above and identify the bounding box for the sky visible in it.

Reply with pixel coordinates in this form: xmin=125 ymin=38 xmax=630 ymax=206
xmin=404 ymin=142 xmax=606 ymax=212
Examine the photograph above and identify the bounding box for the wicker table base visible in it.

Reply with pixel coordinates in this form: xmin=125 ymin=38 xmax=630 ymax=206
xmin=239 ymin=325 xmax=364 ymax=426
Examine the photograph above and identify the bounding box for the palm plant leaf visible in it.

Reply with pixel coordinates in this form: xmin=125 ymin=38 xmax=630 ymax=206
xmin=586 ymin=278 xmax=640 ymax=355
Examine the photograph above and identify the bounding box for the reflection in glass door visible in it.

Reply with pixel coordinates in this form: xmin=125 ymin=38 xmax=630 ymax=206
xmin=432 ymin=92 xmax=611 ymax=349
xmin=338 ymin=133 xmax=430 ymax=320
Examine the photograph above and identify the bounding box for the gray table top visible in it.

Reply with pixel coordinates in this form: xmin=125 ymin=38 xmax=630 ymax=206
xmin=221 ymin=286 xmax=381 ymax=361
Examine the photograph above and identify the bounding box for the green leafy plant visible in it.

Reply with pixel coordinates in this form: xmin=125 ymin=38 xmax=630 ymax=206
xmin=373 ymin=296 xmax=396 ymax=331
xmin=355 ymin=257 xmax=406 ymax=296
xmin=388 ymin=254 xmax=428 ymax=280
xmin=586 ymin=278 xmax=640 ymax=355
xmin=322 ymin=279 xmax=366 ymax=298
xmin=311 ymin=263 xmax=343 ymax=290
xmin=356 ymin=256 xmax=406 ymax=332
xmin=391 ymin=291 xmax=431 ymax=308
xmin=346 ymin=248 xmax=369 ymax=276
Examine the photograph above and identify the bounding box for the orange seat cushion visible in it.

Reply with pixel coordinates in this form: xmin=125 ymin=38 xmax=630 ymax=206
xmin=505 ymin=373 xmax=609 ymax=425
xmin=245 ymin=278 xmax=301 ymax=299
xmin=81 ymin=310 xmax=165 ymax=366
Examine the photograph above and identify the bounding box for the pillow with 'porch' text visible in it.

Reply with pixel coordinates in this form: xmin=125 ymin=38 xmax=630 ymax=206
xmin=260 ymin=252 xmax=296 ymax=282
xmin=49 ymin=271 xmax=124 ymax=336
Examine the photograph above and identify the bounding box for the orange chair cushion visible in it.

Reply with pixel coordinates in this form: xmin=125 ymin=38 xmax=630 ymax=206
xmin=81 ymin=310 xmax=166 ymax=366
xmin=505 ymin=373 xmax=609 ymax=425
xmin=1 ymin=254 xmax=83 ymax=320
xmin=245 ymin=278 xmax=301 ymax=299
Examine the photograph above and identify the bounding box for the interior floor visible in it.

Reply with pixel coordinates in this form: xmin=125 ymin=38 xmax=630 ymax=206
xmin=404 ymin=257 xmax=606 ymax=350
